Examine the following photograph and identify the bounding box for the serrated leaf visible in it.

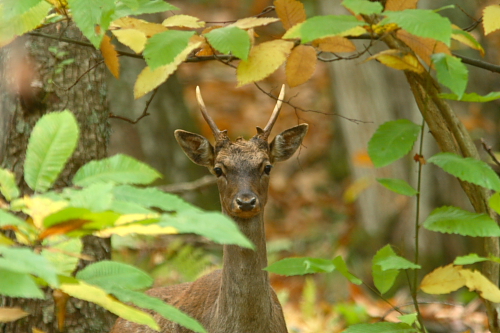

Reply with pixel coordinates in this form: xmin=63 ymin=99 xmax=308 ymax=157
xmin=398 ymin=313 xmax=418 ymax=326
xmin=228 ymin=17 xmax=280 ymax=30
xmin=274 ymin=0 xmax=306 ymax=30
xmin=483 ymin=5 xmax=500 ymax=35
xmin=134 ymin=40 xmax=201 ymax=99
xmin=452 ymin=26 xmax=484 ymax=56
xmin=24 ymin=111 xmax=79 ymax=192
xmin=20 ymin=196 xmax=68 ymax=229
xmin=0 ymin=169 xmax=20 ymax=201
xmin=100 ymin=34 xmax=120 ymax=78
xmin=60 ymin=277 xmax=158 ymax=330
xmin=377 ymin=255 xmax=421 ymax=270
xmin=111 ymin=17 xmax=167 ymax=37
xmin=432 ymin=53 xmax=468 ymax=98
xmin=342 ymin=0 xmax=383 ymax=15
xmin=460 ymin=269 xmax=500 ymax=302
xmin=62 ymin=183 xmax=114 ymax=212
xmin=420 ymin=264 xmax=464 ymax=294
xmin=377 ymin=178 xmax=418 ymax=196
xmin=237 ymin=39 xmax=294 ymax=86
xmin=382 ymin=9 xmax=452 ymax=46
xmin=343 ymin=322 xmax=418 ymax=333
xmin=112 ymin=29 xmax=147 ymax=53
xmin=42 ymin=237 xmax=82 ymax=275
xmin=76 ymin=260 xmax=153 ymax=291
xmin=205 ymin=26 xmax=250 ymax=60
xmin=439 ymin=91 xmax=500 ymax=102
xmin=332 ymin=256 xmax=362 ymax=285
xmin=265 ymin=257 xmax=335 ymax=276
xmin=0 ymin=210 xmax=30 ymax=229
xmin=113 ymin=0 xmax=178 ymax=18
xmin=312 ymin=36 xmax=356 ymax=53
xmin=423 ymin=206 xmax=500 ymax=237
xmin=428 ymin=152 xmax=500 ymax=191
xmin=0 ymin=268 xmax=44 ymax=299
xmin=143 ymin=30 xmax=195 ymax=70
xmin=454 ymin=253 xmax=488 ymax=265
xmin=68 ymin=0 xmax=115 ymax=48
xmin=396 ymin=30 xmax=451 ymax=66
xmin=385 ymin=0 xmax=418 ymax=11
xmin=366 ymin=49 xmax=424 ymax=73
xmin=283 ymin=15 xmax=364 ymax=43
xmin=368 ymin=119 xmax=421 ymax=168
xmin=72 ymin=154 xmax=161 ymax=186
xmin=285 ymin=45 xmax=317 ymax=87
xmin=162 ymin=15 xmax=205 ymax=28
xmin=372 ymin=245 xmax=400 ymax=294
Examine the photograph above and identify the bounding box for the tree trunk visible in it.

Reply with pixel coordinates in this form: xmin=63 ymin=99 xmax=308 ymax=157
xmin=0 ymin=24 xmax=116 ymax=333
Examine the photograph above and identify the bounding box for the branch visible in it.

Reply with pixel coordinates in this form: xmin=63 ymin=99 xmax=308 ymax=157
xmin=109 ymin=87 xmax=159 ymax=124
xmin=481 ymin=138 xmax=500 ymax=168
xmin=158 ymin=175 xmax=217 ymax=194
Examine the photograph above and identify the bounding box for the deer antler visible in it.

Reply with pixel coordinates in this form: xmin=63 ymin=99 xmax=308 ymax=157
xmin=196 ymin=86 xmax=228 ymax=142
xmin=256 ymin=85 xmax=285 ymax=141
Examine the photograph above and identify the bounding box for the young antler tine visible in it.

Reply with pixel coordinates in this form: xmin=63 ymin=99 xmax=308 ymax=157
xmin=196 ymin=86 xmax=223 ymax=140
xmin=261 ymin=84 xmax=285 ymax=140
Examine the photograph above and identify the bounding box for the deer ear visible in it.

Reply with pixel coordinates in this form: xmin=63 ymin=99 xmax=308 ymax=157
xmin=269 ymin=124 xmax=308 ymax=162
xmin=174 ymin=130 xmax=214 ymax=167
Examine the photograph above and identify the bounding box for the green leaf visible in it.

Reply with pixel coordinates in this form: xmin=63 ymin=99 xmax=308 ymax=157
xmin=0 ymin=168 xmax=20 ymax=201
xmin=111 ymin=287 xmax=206 ymax=333
xmin=372 ymin=245 xmax=400 ymax=294
xmin=489 ymin=192 xmax=500 ymax=215
xmin=377 ymin=255 xmax=421 ymax=270
xmin=159 ymin=211 xmax=253 ymax=249
xmin=427 ymin=152 xmax=500 ymax=191
xmin=432 ymin=53 xmax=468 ymax=99
xmin=398 ymin=313 xmax=419 ymax=326
xmin=423 ymin=206 xmax=500 ymax=237
xmin=0 ymin=245 xmax=59 ymax=287
xmin=376 ymin=178 xmax=418 ymax=196
xmin=76 ymin=261 xmax=153 ymax=291
xmin=205 ymin=26 xmax=250 ymax=61
xmin=0 ymin=209 xmax=31 ymax=229
xmin=67 ymin=0 xmax=116 ymax=48
xmin=453 ymin=253 xmax=488 ymax=265
xmin=368 ymin=119 xmax=421 ymax=168
xmin=343 ymin=322 xmax=418 ymax=333
xmin=143 ymin=30 xmax=195 ymax=70
xmin=382 ymin=9 xmax=452 ymax=45
xmin=0 ymin=268 xmax=44 ymax=299
xmin=0 ymin=0 xmax=52 ymax=46
xmin=43 ymin=207 xmax=92 ymax=228
xmin=439 ymin=91 xmax=500 ymax=102
xmin=283 ymin=15 xmax=364 ymax=43
xmin=63 ymin=183 xmax=114 ymax=212
xmin=114 ymin=0 xmax=179 ymax=18
xmin=332 ymin=256 xmax=362 ymax=285
xmin=42 ymin=237 xmax=82 ymax=275
xmin=24 ymin=111 xmax=79 ymax=192
xmin=342 ymin=0 xmax=383 ymax=15
xmin=264 ymin=257 xmax=335 ymax=276
xmin=73 ymin=154 xmax=161 ymax=186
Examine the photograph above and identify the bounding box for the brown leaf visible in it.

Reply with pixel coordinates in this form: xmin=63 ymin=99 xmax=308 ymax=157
xmin=385 ymin=0 xmax=418 ymax=11
xmin=313 ymin=36 xmax=356 ymax=53
xmin=274 ymin=0 xmax=307 ymax=31
xmin=0 ymin=307 xmax=30 ymax=323
xmin=53 ymin=289 xmax=70 ymax=331
xmin=100 ymin=35 xmax=120 ymax=79
xmin=396 ymin=30 xmax=451 ymax=66
xmin=286 ymin=45 xmax=317 ymax=87
xmin=39 ymin=219 xmax=91 ymax=240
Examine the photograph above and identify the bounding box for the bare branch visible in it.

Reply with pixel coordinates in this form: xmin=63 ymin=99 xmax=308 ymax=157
xmin=481 ymin=138 xmax=500 ymax=168
xmin=158 ymin=175 xmax=217 ymax=194
xmin=109 ymin=87 xmax=159 ymax=124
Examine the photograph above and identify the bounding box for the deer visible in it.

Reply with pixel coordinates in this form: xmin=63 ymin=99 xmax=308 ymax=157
xmin=110 ymin=85 xmax=308 ymax=333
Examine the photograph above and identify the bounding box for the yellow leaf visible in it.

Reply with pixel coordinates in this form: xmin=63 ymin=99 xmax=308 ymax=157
xmin=22 ymin=196 xmax=68 ymax=229
xmin=100 ymin=35 xmax=120 ymax=79
xmin=313 ymin=36 xmax=356 ymax=53
xmin=274 ymin=0 xmax=307 ymax=30
xmin=451 ymin=25 xmax=484 ymax=56
xmin=385 ymin=0 xmax=418 ymax=11
xmin=367 ymin=49 xmax=424 ymax=73
xmin=459 ymin=269 xmax=500 ymax=302
xmin=134 ymin=41 xmax=202 ymax=99
xmin=338 ymin=26 xmax=367 ymax=37
xmin=112 ymin=29 xmax=147 ymax=54
xmin=483 ymin=5 xmax=500 ymax=35
xmin=32 ymin=329 xmax=46 ymax=333
xmin=237 ymin=40 xmax=294 ymax=86
xmin=115 ymin=213 xmax=160 ymax=226
xmin=162 ymin=15 xmax=205 ymax=28
xmin=396 ymin=30 xmax=450 ymax=66
xmin=420 ymin=264 xmax=465 ymax=294
xmin=96 ymin=224 xmax=177 ymax=237
xmin=59 ymin=280 xmax=159 ymax=330
xmin=111 ymin=17 xmax=167 ymax=37
xmin=0 ymin=307 xmax=30 ymax=322
xmin=228 ymin=17 xmax=280 ymax=30
xmin=343 ymin=177 xmax=373 ymax=203
xmin=286 ymin=45 xmax=317 ymax=87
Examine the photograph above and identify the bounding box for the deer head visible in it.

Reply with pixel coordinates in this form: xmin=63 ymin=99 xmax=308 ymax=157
xmin=175 ymin=86 xmax=308 ymax=219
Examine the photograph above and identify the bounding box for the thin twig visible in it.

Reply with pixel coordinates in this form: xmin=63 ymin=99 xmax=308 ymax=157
xmin=109 ymin=87 xmax=159 ymax=124
xmin=158 ymin=175 xmax=217 ymax=194
xmin=65 ymin=60 xmax=105 ymax=91
xmin=481 ymin=138 xmax=500 ymax=167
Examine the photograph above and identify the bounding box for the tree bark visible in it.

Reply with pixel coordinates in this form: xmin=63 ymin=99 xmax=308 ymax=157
xmin=0 ymin=24 xmax=116 ymax=333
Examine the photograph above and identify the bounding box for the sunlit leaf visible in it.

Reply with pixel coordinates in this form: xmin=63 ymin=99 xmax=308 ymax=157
xmin=24 ymin=111 xmax=79 ymax=192
xmin=420 ymin=264 xmax=464 ymax=294
xmin=368 ymin=119 xmax=421 ymax=168
xmin=100 ymin=34 xmax=120 ymax=78
xmin=96 ymin=222 xmax=175 ymax=237
xmin=366 ymin=49 xmax=424 ymax=73
xmin=265 ymin=257 xmax=335 ymax=276
xmin=385 ymin=0 xmax=418 ymax=11
xmin=0 ymin=169 xmax=20 ymax=201
xmin=283 ymin=15 xmax=364 ymax=43
xmin=451 ymin=25 xmax=484 ymax=56
xmin=286 ymin=45 xmax=317 ymax=87
xmin=427 ymin=152 xmax=500 ymax=191
xmin=377 ymin=178 xmax=418 ymax=196
xmin=342 ymin=0 xmax=383 ymax=15
xmin=205 ymin=26 xmax=250 ymax=60
xmin=162 ymin=15 xmax=205 ymax=28
xmin=460 ymin=269 xmax=500 ymax=302
xmin=483 ymin=5 xmax=500 ymax=36
xmin=22 ymin=196 xmax=68 ymax=229
xmin=453 ymin=253 xmax=488 ymax=265
xmin=143 ymin=30 xmax=195 ymax=70
xmin=274 ymin=0 xmax=307 ymax=30
xmin=111 ymin=17 xmax=167 ymax=37
xmin=332 ymin=256 xmax=362 ymax=285
xmin=432 ymin=53 xmax=468 ymax=99
xmin=423 ymin=206 xmax=500 ymax=237
xmin=237 ymin=39 xmax=294 ymax=86
xmin=113 ymin=0 xmax=178 ymax=18
xmin=112 ymin=29 xmax=147 ymax=53
xmin=228 ymin=17 xmax=280 ymax=30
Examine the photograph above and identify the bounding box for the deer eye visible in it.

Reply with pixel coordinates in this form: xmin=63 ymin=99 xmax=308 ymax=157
xmin=264 ymin=164 xmax=272 ymax=175
xmin=214 ymin=167 xmax=223 ymax=177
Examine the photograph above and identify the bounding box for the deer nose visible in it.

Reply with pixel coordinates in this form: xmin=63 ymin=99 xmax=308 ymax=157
xmin=235 ymin=195 xmax=257 ymax=211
